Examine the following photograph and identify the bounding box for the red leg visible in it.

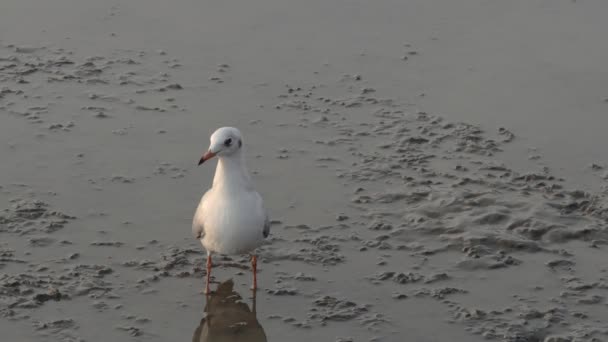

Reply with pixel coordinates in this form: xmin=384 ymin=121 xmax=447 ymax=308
xmin=205 ymin=253 xmax=212 ymax=295
xmin=251 ymin=255 xmax=258 ymax=291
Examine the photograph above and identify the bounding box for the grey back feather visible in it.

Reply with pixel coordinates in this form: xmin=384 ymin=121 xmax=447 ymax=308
xmin=192 ymin=192 xmax=207 ymax=240
xmin=193 ymin=220 xmax=204 ymax=239
xmin=263 ymin=212 xmax=270 ymax=238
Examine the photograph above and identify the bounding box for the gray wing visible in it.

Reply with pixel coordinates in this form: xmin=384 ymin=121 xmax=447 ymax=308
xmin=193 ymin=220 xmax=204 ymax=239
xmin=263 ymin=211 xmax=270 ymax=238
xmin=192 ymin=193 xmax=207 ymax=239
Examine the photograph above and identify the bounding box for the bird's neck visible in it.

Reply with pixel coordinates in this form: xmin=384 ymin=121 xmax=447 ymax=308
xmin=212 ymin=151 xmax=253 ymax=191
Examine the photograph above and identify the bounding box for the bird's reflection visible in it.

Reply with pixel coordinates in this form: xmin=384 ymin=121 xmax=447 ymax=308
xmin=193 ymin=279 xmax=267 ymax=342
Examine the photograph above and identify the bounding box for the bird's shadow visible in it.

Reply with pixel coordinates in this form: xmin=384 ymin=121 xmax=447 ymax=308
xmin=192 ymin=279 xmax=267 ymax=342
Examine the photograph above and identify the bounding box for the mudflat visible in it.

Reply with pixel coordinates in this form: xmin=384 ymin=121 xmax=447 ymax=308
xmin=2 ymin=0 xmax=608 ymax=341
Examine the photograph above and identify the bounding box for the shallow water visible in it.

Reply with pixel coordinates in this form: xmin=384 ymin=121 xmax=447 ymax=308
xmin=2 ymin=0 xmax=608 ymax=341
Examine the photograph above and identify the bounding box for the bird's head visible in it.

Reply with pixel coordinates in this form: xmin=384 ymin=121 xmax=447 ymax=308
xmin=198 ymin=127 xmax=243 ymax=165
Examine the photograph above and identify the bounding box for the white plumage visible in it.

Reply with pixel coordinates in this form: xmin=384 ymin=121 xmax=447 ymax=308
xmin=192 ymin=127 xmax=269 ymax=293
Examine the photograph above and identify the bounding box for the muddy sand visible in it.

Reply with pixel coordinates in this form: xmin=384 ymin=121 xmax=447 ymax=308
xmin=2 ymin=0 xmax=608 ymax=341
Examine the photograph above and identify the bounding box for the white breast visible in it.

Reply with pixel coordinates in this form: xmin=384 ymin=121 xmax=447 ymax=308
xmin=195 ymin=188 xmax=266 ymax=255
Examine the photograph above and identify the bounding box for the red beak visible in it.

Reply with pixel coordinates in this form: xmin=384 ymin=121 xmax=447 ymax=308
xmin=198 ymin=151 xmax=216 ymax=165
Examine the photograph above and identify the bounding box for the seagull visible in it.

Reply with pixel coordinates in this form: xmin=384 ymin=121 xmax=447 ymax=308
xmin=193 ymin=127 xmax=269 ymax=294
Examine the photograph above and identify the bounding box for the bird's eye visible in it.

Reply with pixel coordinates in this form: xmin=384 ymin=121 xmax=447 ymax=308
xmin=224 ymin=138 xmax=232 ymax=146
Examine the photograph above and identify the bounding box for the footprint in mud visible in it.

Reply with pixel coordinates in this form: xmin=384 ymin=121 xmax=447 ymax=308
xmin=192 ymin=279 xmax=267 ymax=342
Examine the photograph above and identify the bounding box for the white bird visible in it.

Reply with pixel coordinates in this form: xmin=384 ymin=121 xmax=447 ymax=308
xmin=193 ymin=127 xmax=269 ymax=294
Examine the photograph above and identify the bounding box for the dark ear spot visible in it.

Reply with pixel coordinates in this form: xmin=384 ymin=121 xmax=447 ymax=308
xmin=238 ymin=139 xmax=242 ymax=148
